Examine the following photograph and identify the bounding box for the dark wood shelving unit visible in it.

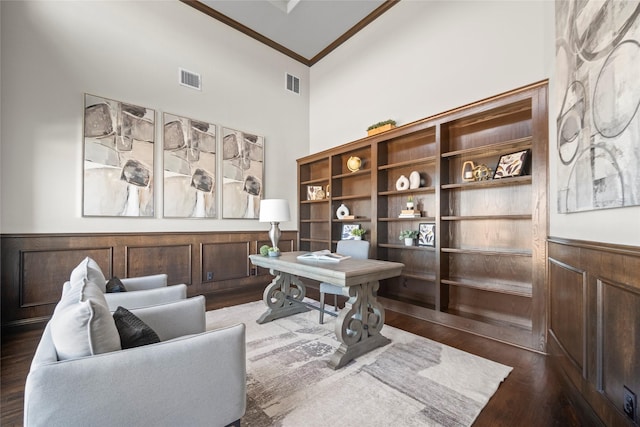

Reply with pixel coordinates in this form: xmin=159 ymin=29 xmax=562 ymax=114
xmin=297 ymin=81 xmax=548 ymax=351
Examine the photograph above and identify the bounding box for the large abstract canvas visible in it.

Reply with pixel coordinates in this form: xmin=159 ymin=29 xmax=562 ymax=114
xmin=222 ymin=127 xmax=264 ymax=218
xmin=556 ymin=1 xmax=640 ymax=213
xmin=83 ymin=94 xmax=155 ymax=217
xmin=163 ymin=113 xmax=217 ymax=218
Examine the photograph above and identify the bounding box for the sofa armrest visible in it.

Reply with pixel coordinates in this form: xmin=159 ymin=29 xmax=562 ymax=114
xmin=120 ymin=274 xmax=168 ymax=291
xmin=104 ymin=284 xmax=187 ymax=311
xmin=130 ymin=295 xmax=206 ymax=341
xmin=24 ymin=323 xmax=246 ymax=427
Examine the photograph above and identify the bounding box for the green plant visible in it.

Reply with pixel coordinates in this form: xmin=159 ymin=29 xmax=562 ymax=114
xmin=351 ymin=228 xmax=366 ymax=237
xmin=268 ymin=246 xmax=280 ymax=253
xmin=399 ymin=230 xmax=418 ymax=240
xmin=259 ymin=245 xmax=270 ymax=256
xmin=407 ymin=195 xmax=413 ymax=203
xmin=367 ymin=119 xmax=396 ymax=131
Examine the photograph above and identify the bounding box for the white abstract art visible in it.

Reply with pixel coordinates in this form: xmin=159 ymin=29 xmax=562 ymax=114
xmin=556 ymin=1 xmax=640 ymax=213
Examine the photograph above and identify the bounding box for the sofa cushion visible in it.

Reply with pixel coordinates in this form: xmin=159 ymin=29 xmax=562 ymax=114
xmin=113 ymin=306 xmax=161 ymax=348
xmin=70 ymin=257 xmax=107 ymax=292
xmin=106 ymin=276 xmax=127 ymax=293
xmin=50 ymin=278 xmax=121 ymax=360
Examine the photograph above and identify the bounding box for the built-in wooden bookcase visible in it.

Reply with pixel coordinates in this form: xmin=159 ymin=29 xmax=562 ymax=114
xmin=297 ymin=81 xmax=548 ymax=351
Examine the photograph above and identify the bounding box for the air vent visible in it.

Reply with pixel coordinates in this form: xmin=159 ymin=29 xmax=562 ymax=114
xmin=286 ymin=73 xmax=300 ymax=94
xmin=179 ymin=68 xmax=201 ymax=90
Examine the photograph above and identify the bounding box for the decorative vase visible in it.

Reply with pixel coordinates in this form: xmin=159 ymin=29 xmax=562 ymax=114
xmin=409 ymin=171 xmax=420 ymax=189
xmin=406 ymin=202 xmax=414 ymax=209
xmin=404 ymin=238 xmax=414 ymax=246
xmin=395 ymin=175 xmax=409 ymax=191
xmin=353 ymin=235 xmax=362 ymax=240
xmin=336 ymin=203 xmax=349 ymax=219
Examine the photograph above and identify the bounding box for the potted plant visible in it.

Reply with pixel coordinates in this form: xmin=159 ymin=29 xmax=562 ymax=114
xmin=367 ymin=119 xmax=397 ymax=136
xmin=350 ymin=228 xmax=366 ymax=240
xmin=399 ymin=230 xmax=418 ymax=246
xmin=406 ymin=195 xmax=414 ymax=210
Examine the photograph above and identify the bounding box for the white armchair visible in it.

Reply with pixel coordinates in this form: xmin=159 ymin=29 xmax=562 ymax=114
xmin=24 ymin=295 xmax=247 ymax=427
xmin=68 ymin=257 xmax=187 ymax=311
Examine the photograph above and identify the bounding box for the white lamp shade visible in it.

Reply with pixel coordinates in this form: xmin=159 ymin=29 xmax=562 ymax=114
xmin=259 ymin=199 xmax=290 ymax=222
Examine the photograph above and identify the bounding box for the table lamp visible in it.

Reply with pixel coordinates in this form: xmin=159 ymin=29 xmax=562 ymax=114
xmin=259 ymin=199 xmax=290 ymax=249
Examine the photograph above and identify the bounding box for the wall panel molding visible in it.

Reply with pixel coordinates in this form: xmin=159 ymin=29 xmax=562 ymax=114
xmin=548 ymin=236 xmax=640 ymax=426
xmin=1 ymin=231 xmax=298 ymax=327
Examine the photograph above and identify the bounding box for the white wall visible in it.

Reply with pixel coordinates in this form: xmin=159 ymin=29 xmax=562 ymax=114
xmin=310 ymin=0 xmax=640 ymax=247
xmin=0 ymin=0 xmax=309 ymax=233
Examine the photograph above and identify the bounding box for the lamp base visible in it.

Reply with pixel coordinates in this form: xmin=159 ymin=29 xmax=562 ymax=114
xmin=269 ymin=222 xmax=282 ymax=249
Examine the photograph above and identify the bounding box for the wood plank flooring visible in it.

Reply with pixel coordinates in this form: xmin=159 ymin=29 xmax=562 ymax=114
xmin=2 ymin=287 xmax=599 ymax=426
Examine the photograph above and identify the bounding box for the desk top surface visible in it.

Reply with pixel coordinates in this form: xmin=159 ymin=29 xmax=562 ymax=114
xmin=249 ymin=252 xmax=404 ymax=286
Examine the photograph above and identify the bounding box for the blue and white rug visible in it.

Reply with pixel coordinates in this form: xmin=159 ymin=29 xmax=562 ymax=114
xmin=206 ymin=300 xmax=512 ymax=427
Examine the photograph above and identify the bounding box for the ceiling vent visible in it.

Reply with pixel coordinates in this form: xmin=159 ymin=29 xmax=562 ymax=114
xmin=179 ymin=68 xmax=201 ymax=90
xmin=286 ymin=73 xmax=300 ymax=94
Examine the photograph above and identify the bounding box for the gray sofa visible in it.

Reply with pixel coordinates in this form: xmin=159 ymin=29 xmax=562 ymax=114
xmin=24 ymin=295 xmax=247 ymax=427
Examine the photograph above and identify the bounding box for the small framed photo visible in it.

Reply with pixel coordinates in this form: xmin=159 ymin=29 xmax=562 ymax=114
xmin=307 ymin=185 xmax=323 ymax=200
xmin=418 ymin=223 xmax=435 ymax=247
xmin=493 ymin=149 xmax=529 ymax=179
xmin=341 ymin=223 xmax=360 ymax=240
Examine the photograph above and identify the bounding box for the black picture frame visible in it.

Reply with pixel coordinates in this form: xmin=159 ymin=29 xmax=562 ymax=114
xmin=341 ymin=223 xmax=360 ymax=240
xmin=493 ymin=149 xmax=530 ymax=179
xmin=418 ymin=223 xmax=435 ymax=247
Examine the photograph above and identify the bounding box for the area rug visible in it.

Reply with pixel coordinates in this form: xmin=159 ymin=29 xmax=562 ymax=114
xmin=206 ymin=300 xmax=512 ymax=427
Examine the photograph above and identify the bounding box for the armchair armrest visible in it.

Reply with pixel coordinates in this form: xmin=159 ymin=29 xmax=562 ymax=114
xmin=120 ymin=273 xmax=168 ymax=291
xmin=25 ymin=323 xmax=247 ymax=427
xmin=104 ymin=284 xmax=187 ymax=312
xmin=130 ymin=295 xmax=206 ymax=341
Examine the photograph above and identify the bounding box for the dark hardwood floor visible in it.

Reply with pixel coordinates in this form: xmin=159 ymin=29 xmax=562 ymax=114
xmin=2 ymin=287 xmax=599 ymax=426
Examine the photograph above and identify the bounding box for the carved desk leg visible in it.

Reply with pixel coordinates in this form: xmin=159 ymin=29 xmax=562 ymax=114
xmin=328 ymin=280 xmax=391 ymax=369
xmin=257 ymin=269 xmax=309 ymax=324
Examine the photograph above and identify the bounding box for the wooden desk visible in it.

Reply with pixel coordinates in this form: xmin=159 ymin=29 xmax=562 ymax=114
xmin=249 ymin=252 xmax=404 ymax=369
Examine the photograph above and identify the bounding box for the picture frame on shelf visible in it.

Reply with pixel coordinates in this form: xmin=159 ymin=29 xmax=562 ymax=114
xmin=493 ymin=149 xmax=529 ymax=179
xmin=306 ymin=185 xmax=324 ymax=200
xmin=418 ymin=223 xmax=435 ymax=247
xmin=341 ymin=223 xmax=360 ymax=240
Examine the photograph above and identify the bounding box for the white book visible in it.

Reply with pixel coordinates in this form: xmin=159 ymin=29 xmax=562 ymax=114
xmin=297 ymin=249 xmax=351 ymax=263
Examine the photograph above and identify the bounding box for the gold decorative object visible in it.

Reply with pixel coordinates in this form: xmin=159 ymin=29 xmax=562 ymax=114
xmin=472 ymin=164 xmax=492 ymax=181
xmin=462 ymin=161 xmax=475 ymax=182
xmin=347 ymin=156 xmax=362 ymax=172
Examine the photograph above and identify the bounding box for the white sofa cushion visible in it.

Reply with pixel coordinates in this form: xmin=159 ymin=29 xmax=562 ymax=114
xmin=50 ymin=278 xmax=121 ymax=360
xmin=70 ymin=256 xmax=107 ymax=292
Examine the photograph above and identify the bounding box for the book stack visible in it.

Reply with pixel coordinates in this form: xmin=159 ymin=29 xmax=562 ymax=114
xmin=343 ymin=215 xmax=356 ymax=220
xmin=398 ymin=209 xmax=421 ymax=218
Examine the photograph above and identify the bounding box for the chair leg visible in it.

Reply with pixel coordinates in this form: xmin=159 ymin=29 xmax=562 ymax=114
xmin=333 ymin=294 xmax=338 ymax=311
xmin=319 ymin=292 xmax=325 ymax=324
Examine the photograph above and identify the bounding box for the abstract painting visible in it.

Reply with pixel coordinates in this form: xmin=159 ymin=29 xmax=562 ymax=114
xmin=163 ymin=113 xmax=217 ymax=218
xmin=556 ymin=1 xmax=640 ymax=213
xmin=83 ymin=94 xmax=155 ymax=217
xmin=222 ymin=127 xmax=264 ymax=218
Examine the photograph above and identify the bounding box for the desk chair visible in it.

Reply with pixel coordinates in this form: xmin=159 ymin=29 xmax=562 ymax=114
xmin=319 ymin=240 xmax=370 ymax=324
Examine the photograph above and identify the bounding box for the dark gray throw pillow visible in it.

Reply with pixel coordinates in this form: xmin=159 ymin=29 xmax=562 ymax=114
xmin=113 ymin=306 xmax=161 ymax=349
xmin=105 ymin=277 xmax=127 ymax=293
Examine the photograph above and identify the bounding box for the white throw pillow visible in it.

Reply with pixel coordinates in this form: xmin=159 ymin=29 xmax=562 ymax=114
xmin=70 ymin=256 xmax=107 ymax=292
xmin=50 ymin=278 xmax=121 ymax=360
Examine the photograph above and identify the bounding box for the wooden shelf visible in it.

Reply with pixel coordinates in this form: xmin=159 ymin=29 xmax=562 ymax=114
xmin=298 ymin=81 xmax=548 ymax=352
xmin=441 ymin=175 xmax=531 ymax=190
xmin=442 ymin=136 xmax=532 ymax=158
xmin=378 ymin=187 xmax=436 ymax=196
xmin=378 ymin=156 xmax=437 ymax=170
xmin=441 ymin=247 xmax=532 ymax=257
xmin=441 ymin=276 xmax=532 ymax=297
xmin=442 ymin=214 xmax=531 ymax=221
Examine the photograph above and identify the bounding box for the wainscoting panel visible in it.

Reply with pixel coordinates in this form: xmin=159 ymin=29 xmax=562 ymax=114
xmin=548 ymin=237 xmax=640 ymax=426
xmin=1 ymin=231 xmax=298 ymax=327
xmin=126 ymin=244 xmax=192 ymax=285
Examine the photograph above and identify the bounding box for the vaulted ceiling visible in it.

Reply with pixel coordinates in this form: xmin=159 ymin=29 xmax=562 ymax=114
xmin=180 ymin=0 xmax=399 ymax=66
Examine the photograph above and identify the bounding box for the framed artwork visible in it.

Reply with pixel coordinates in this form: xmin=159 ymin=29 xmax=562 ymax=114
xmin=307 ymin=185 xmax=324 ymax=200
xmin=163 ymin=113 xmax=217 ymax=218
xmin=418 ymin=223 xmax=435 ymax=247
xmin=222 ymin=127 xmax=264 ymax=218
xmin=341 ymin=223 xmax=360 ymax=240
xmin=493 ymin=150 xmax=529 ymax=179
xmin=83 ymin=94 xmax=155 ymax=217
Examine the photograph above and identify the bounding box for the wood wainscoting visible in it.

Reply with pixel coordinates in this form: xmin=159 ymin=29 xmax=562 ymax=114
xmin=1 ymin=231 xmax=298 ymax=328
xmin=548 ymin=237 xmax=639 ymax=426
